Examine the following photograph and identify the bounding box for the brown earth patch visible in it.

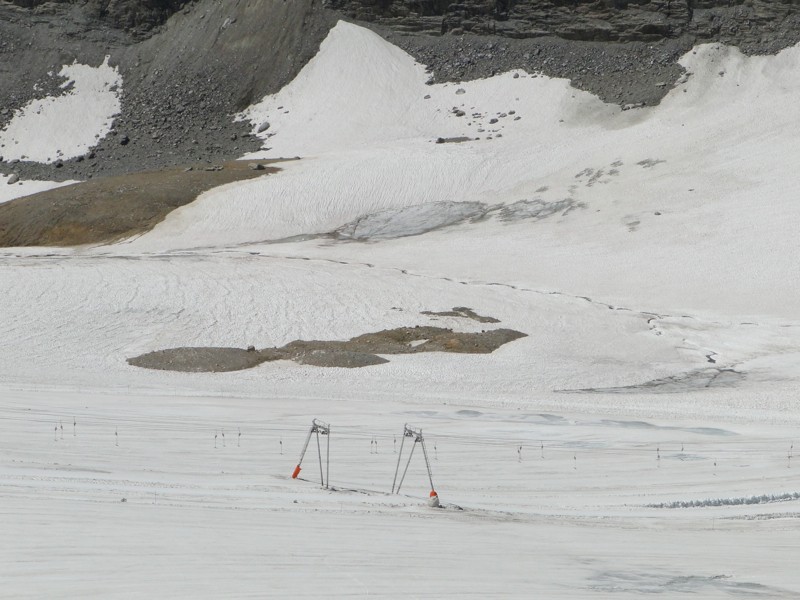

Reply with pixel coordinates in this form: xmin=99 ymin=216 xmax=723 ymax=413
xmin=128 ymin=347 xmax=270 ymax=373
xmin=128 ymin=326 xmax=527 ymax=372
xmin=0 ymin=160 xmax=281 ymax=247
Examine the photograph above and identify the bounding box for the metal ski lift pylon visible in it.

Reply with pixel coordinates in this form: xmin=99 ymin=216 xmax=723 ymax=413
xmin=291 ymin=418 xmax=331 ymax=489
xmin=391 ymin=424 xmax=439 ymax=507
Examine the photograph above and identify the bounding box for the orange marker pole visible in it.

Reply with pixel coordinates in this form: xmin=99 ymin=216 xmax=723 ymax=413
xmin=292 ymin=425 xmax=315 ymax=479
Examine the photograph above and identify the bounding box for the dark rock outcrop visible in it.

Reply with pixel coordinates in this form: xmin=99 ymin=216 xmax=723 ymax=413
xmin=326 ymin=0 xmax=800 ymax=52
xmin=9 ymin=0 xmax=191 ymax=37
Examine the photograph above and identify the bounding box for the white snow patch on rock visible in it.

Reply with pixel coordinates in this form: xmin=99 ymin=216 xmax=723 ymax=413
xmin=0 ymin=57 xmax=121 ymax=163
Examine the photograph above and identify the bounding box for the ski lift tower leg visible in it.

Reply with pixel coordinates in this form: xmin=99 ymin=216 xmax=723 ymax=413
xmin=395 ymin=438 xmax=417 ymax=494
xmin=391 ymin=424 xmax=439 ymax=505
xmin=326 ymin=425 xmax=330 ymax=490
xmin=391 ymin=432 xmax=407 ymax=494
xmin=316 ymin=426 xmax=324 ymax=487
xmin=420 ymin=435 xmax=439 ymax=506
xmin=292 ymin=418 xmax=330 ymax=487
xmin=420 ymin=436 xmax=436 ymax=492
xmin=313 ymin=418 xmax=331 ymax=488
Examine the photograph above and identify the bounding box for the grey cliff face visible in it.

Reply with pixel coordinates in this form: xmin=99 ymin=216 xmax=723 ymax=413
xmin=325 ymin=0 xmax=800 ymax=52
xmin=9 ymin=0 xmax=189 ymax=36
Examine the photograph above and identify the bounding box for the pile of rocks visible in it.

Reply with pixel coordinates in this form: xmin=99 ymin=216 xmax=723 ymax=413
xmin=382 ymin=27 xmax=688 ymax=107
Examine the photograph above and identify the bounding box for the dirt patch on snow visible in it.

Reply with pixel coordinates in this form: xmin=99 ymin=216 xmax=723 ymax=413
xmin=563 ymin=368 xmax=745 ymax=394
xmin=128 ymin=347 xmax=269 ymax=373
xmin=435 ymin=136 xmax=474 ymax=144
xmin=128 ymin=326 xmax=527 ymax=372
xmin=0 ymin=160 xmax=279 ymax=247
xmin=421 ymin=307 xmax=500 ymax=324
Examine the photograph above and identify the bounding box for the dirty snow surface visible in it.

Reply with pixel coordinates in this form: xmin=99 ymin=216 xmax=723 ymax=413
xmin=3 ymin=22 xmax=800 ymax=598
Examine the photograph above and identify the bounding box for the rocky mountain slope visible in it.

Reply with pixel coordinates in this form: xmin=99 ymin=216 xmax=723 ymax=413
xmin=1 ymin=0 xmax=799 ymax=183
xmin=0 ymin=0 xmax=334 ymax=181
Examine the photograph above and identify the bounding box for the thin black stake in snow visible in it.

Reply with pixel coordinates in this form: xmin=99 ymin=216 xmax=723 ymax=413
xmin=54 ymin=424 xmax=58 ymax=442
xmin=291 ymin=418 xmax=331 ymax=489
xmin=517 ymin=445 xmax=523 ymax=462
xmin=73 ymin=417 xmax=76 ymax=437
xmin=393 ymin=435 xmax=397 ymax=454
xmin=60 ymin=421 xmax=64 ymax=440
xmin=541 ymin=441 xmax=545 ymax=459
xmin=434 ymin=442 xmax=438 ymax=460
xmin=214 ymin=431 xmax=218 ymax=449
xmin=238 ymin=428 xmax=241 ymax=447
xmin=222 ymin=429 xmax=226 ymax=448
xmin=280 ymin=438 xmax=283 ymax=455
xmin=573 ymin=454 xmax=577 ymax=470
xmin=681 ymin=442 xmax=684 ymax=453
xmin=657 ymin=446 xmax=661 ymax=468
xmin=115 ymin=427 xmax=118 ymax=447
xmin=370 ymin=437 xmax=375 ymax=455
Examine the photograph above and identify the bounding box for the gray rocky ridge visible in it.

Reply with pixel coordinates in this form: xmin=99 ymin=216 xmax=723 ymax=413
xmin=327 ymin=0 xmax=800 ymax=52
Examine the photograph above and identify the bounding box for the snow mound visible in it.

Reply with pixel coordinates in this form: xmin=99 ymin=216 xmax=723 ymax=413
xmin=238 ymin=21 xmax=596 ymax=158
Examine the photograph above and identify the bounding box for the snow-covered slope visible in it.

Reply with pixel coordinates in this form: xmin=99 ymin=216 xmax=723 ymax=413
xmin=2 ymin=21 xmax=800 ymax=599
xmin=127 ymin=23 xmax=800 ymax=321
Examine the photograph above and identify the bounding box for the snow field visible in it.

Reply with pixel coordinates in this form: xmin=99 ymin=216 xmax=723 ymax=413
xmin=0 ymin=250 xmax=688 ymax=403
xmin=2 ymin=389 xmax=799 ymax=598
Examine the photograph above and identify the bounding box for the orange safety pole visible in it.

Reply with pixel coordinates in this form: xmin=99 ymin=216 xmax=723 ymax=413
xmin=292 ymin=423 xmax=315 ymax=479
